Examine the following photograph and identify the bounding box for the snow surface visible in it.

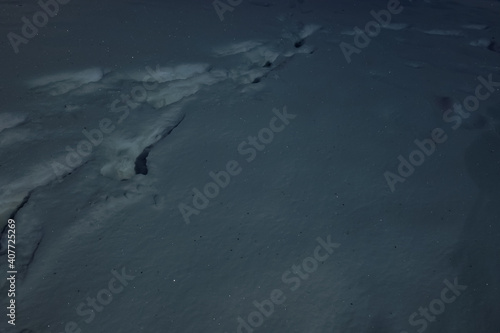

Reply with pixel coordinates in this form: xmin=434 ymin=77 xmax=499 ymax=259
xmin=0 ymin=0 xmax=499 ymax=332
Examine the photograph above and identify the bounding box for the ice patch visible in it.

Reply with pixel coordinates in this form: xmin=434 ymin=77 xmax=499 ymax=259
xmin=384 ymin=23 xmax=410 ymax=30
xmin=28 ymin=68 xmax=104 ymax=96
xmin=144 ymin=63 xmax=211 ymax=83
xmin=146 ymin=83 xmax=198 ymax=109
xmin=213 ymin=41 xmax=263 ymax=57
xmin=299 ymin=24 xmax=321 ymax=39
xmin=0 ymin=128 xmax=31 ymax=147
xmin=470 ymin=38 xmax=491 ymax=47
xmin=340 ymin=30 xmax=356 ymax=36
xmin=0 ymin=113 xmax=26 ymax=132
xmin=421 ymin=29 xmax=464 ymax=36
xmin=243 ymin=45 xmax=281 ymax=67
xmin=462 ymin=24 xmax=489 ymax=30
xmin=146 ymin=70 xmax=227 ymax=109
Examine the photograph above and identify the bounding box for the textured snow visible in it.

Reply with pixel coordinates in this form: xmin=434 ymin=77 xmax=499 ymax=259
xmin=0 ymin=0 xmax=499 ymax=332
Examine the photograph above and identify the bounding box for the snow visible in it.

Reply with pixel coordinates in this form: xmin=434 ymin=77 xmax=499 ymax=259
xmin=28 ymin=68 xmax=105 ymax=96
xmin=0 ymin=0 xmax=499 ymax=332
